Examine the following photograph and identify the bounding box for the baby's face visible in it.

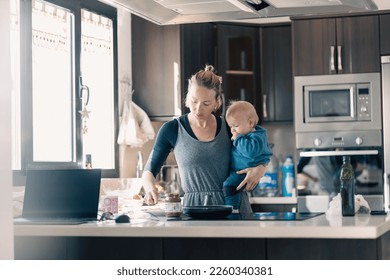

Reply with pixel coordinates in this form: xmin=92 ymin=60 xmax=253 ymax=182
xmin=226 ymin=114 xmax=253 ymax=141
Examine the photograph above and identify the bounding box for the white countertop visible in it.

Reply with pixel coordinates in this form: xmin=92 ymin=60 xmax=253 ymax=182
xmin=14 ymin=212 xmax=390 ymax=240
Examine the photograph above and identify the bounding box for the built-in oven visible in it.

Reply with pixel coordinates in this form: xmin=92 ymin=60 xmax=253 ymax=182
xmin=296 ymin=148 xmax=385 ymax=212
xmin=294 ymin=72 xmax=385 ymax=212
xmin=294 ymin=73 xmax=382 ymax=149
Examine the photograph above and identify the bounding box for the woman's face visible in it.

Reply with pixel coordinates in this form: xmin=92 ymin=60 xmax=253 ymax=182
xmin=187 ymin=85 xmax=219 ymax=120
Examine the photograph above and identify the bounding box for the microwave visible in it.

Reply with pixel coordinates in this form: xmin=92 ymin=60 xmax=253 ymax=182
xmin=295 ymin=73 xmax=382 ymax=149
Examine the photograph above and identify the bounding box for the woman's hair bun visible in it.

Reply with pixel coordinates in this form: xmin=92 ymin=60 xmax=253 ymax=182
xmin=204 ymin=65 xmax=215 ymax=72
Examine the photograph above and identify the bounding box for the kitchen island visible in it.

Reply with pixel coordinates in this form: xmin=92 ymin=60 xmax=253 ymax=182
xmin=13 ymin=212 xmax=390 ymax=260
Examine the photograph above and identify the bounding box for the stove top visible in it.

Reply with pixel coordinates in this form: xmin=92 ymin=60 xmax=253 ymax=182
xmin=226 ymin=212 xmax=323 ymax=221
xmin=168 ymin=212 xmax=324 ymax=221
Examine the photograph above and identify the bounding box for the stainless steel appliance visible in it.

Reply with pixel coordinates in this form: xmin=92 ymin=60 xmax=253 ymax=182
xmin=381 ymin=56 xmax=390 ymax=212
xmin=298 ymin=149 xmax=384 ymax=199
xmin=294 ymin=73 xmax=382 ymax=149
xmin=294 ymin=72 xmax=385 ymax=211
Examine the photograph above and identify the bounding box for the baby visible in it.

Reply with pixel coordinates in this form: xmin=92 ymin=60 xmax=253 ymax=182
xmin=223 ymin=101 xmax=272 ymax=211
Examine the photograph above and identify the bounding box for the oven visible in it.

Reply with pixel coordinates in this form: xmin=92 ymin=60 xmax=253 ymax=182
xmin=297 ymin=148 xmax=383 ymax=196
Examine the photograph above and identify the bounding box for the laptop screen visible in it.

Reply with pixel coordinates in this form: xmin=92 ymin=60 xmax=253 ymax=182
xmin=23 ymin=169 xmax=102 ymax=219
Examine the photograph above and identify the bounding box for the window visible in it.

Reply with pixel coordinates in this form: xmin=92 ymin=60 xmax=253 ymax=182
xmin=13 ymin=0 xmax=118 ymax=183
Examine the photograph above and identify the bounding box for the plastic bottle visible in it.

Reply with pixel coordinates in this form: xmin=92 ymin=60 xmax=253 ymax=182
xmin=340 ymin=155 xmax=355 ymax=216
xmin=282 ymin=156 xmax=295 ymax=197
xmin=257 ymin=145 xmax=279 ymax=197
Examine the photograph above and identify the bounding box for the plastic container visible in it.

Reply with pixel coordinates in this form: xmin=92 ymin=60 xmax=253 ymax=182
xmin=282 ymin=156 xmax=295 ymax=197
xmin=257 ymin=152 xmax=279 ymax=197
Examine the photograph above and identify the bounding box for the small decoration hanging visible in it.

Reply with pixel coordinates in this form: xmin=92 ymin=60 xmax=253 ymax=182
xmin=79 ymin=104 xmax=91 ymax=134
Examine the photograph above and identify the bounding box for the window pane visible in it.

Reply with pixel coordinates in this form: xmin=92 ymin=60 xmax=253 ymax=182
xmin=32 ymin=1 xmax=74 ymax=162
xmin=80 ymin=9 xmax=115 ymax=169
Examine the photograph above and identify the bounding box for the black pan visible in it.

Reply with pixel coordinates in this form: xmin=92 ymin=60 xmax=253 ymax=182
xmin=183 ymin=205 xmax=233 ymax=219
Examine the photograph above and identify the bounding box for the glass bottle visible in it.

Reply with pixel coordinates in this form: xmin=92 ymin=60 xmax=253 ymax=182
xmin=166 ymin=169 xmax=180 ymax=194
xmin=340 ymin=155 xmax=355 ymax=216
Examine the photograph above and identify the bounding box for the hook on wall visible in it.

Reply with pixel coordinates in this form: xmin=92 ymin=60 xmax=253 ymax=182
xmin=79 ymin=76 xmax=90 ymax=106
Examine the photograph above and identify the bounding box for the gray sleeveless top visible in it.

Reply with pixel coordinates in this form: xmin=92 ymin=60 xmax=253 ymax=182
xmin=174 ymin=117 xmax=252 ymax=212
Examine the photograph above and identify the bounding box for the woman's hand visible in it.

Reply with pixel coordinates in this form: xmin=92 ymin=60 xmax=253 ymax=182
xmin=236 ymin=164 xmax=267 ymax=192
xmin=142 ymin=171 xmax=159 ymax=205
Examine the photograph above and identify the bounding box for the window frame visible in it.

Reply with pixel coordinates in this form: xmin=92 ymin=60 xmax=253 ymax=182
xmin=14 ymin=0 xmax=119 ymax=185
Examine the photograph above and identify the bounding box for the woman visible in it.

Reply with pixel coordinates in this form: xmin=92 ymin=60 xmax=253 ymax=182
xmin=142 ymin=65 xmax=266 ymax=213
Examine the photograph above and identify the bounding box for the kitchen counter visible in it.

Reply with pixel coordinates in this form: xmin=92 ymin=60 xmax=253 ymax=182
xmin=13 ymin=212 xmax=390 ymax=239
xmin=13 ymin=212 xmax=390 ymax=260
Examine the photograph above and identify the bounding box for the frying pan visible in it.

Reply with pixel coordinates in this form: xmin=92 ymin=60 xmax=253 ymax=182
xmin=183 ymin=205 xmax=233 ymax=219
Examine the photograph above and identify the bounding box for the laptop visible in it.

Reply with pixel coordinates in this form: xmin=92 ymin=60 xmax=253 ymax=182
xmin=14 ymin=168 xmax=102 ymax=225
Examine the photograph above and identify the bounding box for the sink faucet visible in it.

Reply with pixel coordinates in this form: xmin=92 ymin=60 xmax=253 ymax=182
xmin=136 ymin=151 xmax=144 ymax=178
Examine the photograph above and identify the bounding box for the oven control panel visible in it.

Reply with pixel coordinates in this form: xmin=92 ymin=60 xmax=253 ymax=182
xmin=357 ymin=84 xmax=371 ymax=121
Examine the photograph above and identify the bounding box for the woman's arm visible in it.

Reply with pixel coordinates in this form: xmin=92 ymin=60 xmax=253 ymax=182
xmin=235 ymin=164 xmax=267 ymax=192
xmin=142 ymin=120 xmax=177 ymax=205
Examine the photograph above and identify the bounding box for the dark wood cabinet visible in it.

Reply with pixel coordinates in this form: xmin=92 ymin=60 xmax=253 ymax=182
xmin=260 ymin=25 xmax=293 ymax=122
xmin=380 ymin=14 xmax=390 ymax=55
xmin=180 ymin=23 xmax=216 ymax=114
xmin=292 ymin=15 xmax=380 ymax=76
xmin=132 ymin=18 xmax=293 ymax=123
xmin=132 ymin=15 xmax=180 ymax=120
xmin=216 ymin=24 xmax=260 ymax=114
xmin=132 ymin=15 xmax=216 ymax=120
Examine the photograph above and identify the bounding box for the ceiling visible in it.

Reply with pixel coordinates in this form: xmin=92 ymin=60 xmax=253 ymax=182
xmin=101 ymin=0 xmax=390 ymax=25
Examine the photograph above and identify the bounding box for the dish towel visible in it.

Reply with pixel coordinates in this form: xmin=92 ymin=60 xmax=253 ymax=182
xmin=117 ymin=99 xmax=155 ymax=148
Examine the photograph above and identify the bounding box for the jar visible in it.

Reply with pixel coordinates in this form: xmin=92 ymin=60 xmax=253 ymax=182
xmin=165 ymin=193 xmax=182 ymax=217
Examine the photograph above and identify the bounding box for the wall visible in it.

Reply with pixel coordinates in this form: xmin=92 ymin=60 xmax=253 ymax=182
xmin=121 ymin=121 xmax=177 ymax=178
xmin=262 ymin=123 xmax=296 ymax=163
xmin=116 ymin=10 xmax=176 ymax=178
xmin=0 ymin=0 xmax=15 ymax=259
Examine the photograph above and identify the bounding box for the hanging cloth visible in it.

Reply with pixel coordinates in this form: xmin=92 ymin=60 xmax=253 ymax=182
xmin=117 ymin=99 xmax=155 ymax=148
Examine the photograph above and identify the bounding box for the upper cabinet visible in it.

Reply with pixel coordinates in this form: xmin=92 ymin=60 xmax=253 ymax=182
xmin=292 ymin=15 xmax=380 ymax=76
xmin=180 ymin=23 xmax=216 ymax=114
xmin=260 ymin=25 xmax=293 ymax=122
xmin=132 ymin=15 xmax=181 ymax=120
xmin=132 ymin=17 xmax=293 ymax=122
xmin=380 ymin=14 xmax=390 ymax=55
xmin=131 ymin=15 xmax=215 ymax=120
xmin=216 ymin=24 xmax=260 ymax=113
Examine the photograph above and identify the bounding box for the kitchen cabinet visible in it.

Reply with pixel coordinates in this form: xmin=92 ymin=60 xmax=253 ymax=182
xmin=180 ymin=23 xmax=216 ymax=114
xmin=216 ymin=24 xmax=260 ymax=113
xmin=260 ymin=25 xmax=293 ymax=122
xmin=131 ymin=15 xmax=215 ymax=120
xmin=292 ymin=15 xmax=380 ymax=76
xmin=380 ymin=14 xmax=390 ymax=55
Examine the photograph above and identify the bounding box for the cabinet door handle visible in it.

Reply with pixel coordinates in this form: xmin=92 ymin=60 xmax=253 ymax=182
xmin=263 ymin=94 xmax=268 ymax=119
xmin=384 ymin=173 xmax=390 ymax=213
xmin=299 ymin=150 xmax=378 ymax=157
xmin=330 ymin=46 xmax=335 ymax=73
xmin=338 ymin=45 xmax=343 ymax=72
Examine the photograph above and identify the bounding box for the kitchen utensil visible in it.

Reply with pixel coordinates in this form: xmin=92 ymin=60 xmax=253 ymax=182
xmin=182 ymin=205 xmax=233 ymax=219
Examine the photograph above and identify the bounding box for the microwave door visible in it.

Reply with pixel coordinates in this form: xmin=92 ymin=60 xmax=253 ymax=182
xmin=304 ymin=84 xmax=356 ymax=123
